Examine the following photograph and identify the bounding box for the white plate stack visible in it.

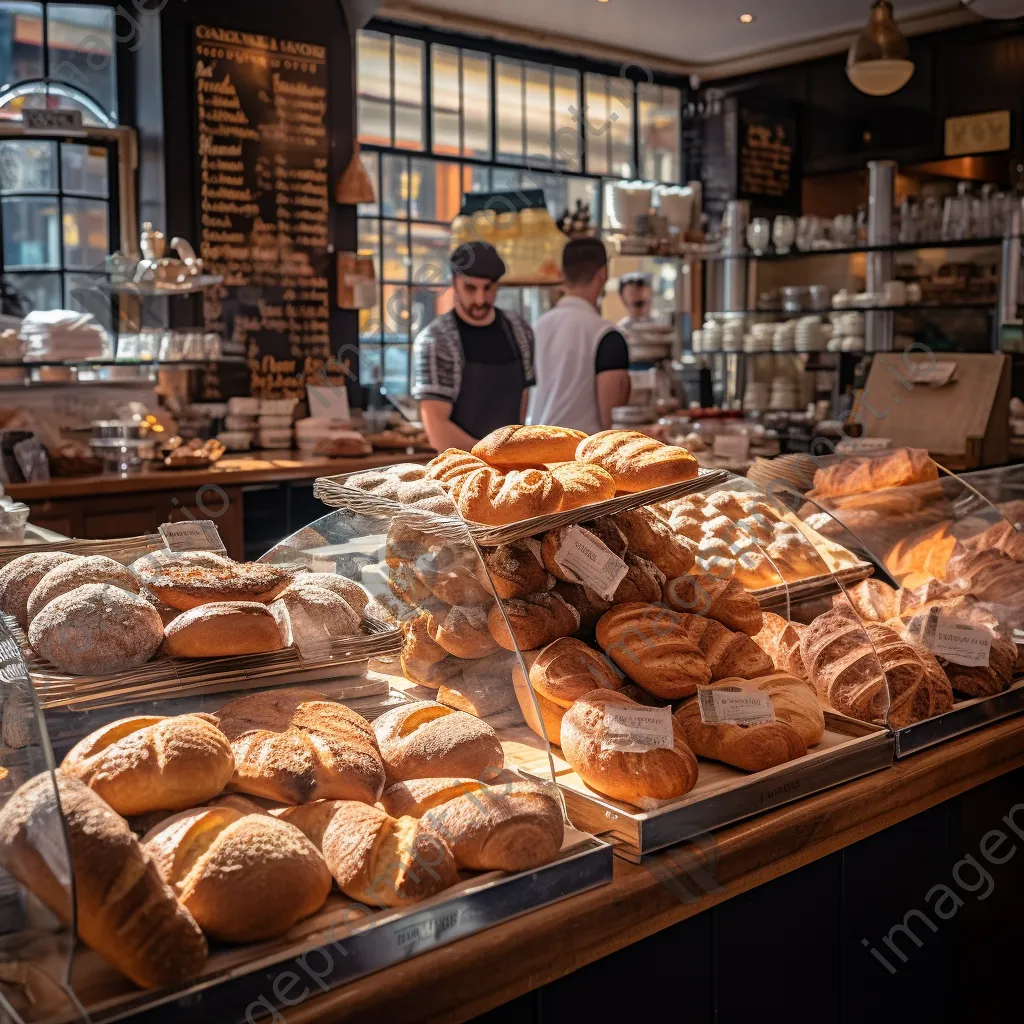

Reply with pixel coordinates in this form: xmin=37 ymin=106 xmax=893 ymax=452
xmin=773 ymin=320 xmax=796 ymax=352
xmin=828 ymin=311 xmax=866 ymax=353
xmin=742 ymin=381 xmax=770 ymax=411
xmin=722 ymin=318 xmax=745 ymax=352
xmin=744 ymin=323 xmax=775 ymax=352
xmin=794 ymin=316 xmax=826 ymax=352
xmin=218 ymin=397 xmax=260 ymax=451
xmin=259 ymin=397 xmax=298 ymax=450
xmin=770 ymin=375 xmax=800 ymax=410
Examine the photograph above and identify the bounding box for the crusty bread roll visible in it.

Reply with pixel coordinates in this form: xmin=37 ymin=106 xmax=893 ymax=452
xmin=216 ymin=688 xmax=385 ymax=804
xmin=380 ymin=778 xmax=487 ymax=818
xmin=272 ymin=799 xmax=346 ymax=848
xmin=553 ymin=581 xmax=613 ymax=636
xmin=27 ymin=555 xmax=140 ymax=623
xmin=613 ymin=554 xmax=666 ymax=604
xmin=163 ymin=601 xmax=285 ymax=658
xmin=414 ymin=543 xmax=495 ymax=607
xmin=674 ymin=672 xmax=822 ymax=772
xmin=609 ymin=507 xmax=696 ymax=578
xmin=837 ymin=578 xmax=898 ymax=623
xmin=426 ymin=603 xmax=500 ymax=659
xmin=61 ymin=714 xmax=234 ymax=815
xmin=483 ymin=539 xmax=554 ymax=600
xmin=456 ymin=467 xmax=564 ymax=526
xmin=575 ymin=430 xmax=699 ymax=493
xmin=271 ymin=585 xmax=362 ymax=649
xmin=322 ymin=801 xmax=457 ymax=906
xmin=373 ymin=700 xmax=504 ymax=783
xmin=144 ymin=804 xmax=331 ymax=941
xmin=29 ymin=584 xmax=164 ymax=675
xmin=754 ymin=612 xmax=808 ymax=679
xmin=425 ymin=448 xmax=491 ymax=490
xmin=540 ymin=522 xmax=627 ymax=583
xmin=663 ymin=573 xmax=763 ymax=636
xmin=136 ymin=559 xmax=293 ymax=611
xmin=288 ymin=572 xmax=370 ymax=614
xmin=472 ymin=424 xmax=587 ymax=468
xmin=0 ymin=551 xmax=80 ymax=629
xmin=811 ymin=447 xmax=937 ymax=500
xmin=0 ymin=773 xmax=207 ymax=988
xmin=560 ymin=690 xmax=698 ymax=807
xmin=528 ymin=637 xmax=623 ymax=708
xmin=669 ymin=610 xmax=774 ymax=681
xmin=551 ymin=462 xmax=617 ymax=511
xmin=512 ymin=650 xmax=567 ymax=742
xmin=423 ymin=782 xmax=564 ymax=871
xmin=595 ymin=603 xmax=711 ymax=699
xmin=486 ymin=591 xmax=580 ymax=652
xmin=400 ymin=611 xmax=463 ymax=688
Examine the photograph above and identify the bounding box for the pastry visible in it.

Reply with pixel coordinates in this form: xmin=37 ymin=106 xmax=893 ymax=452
xmin=487 ymin=591 xmax=579 ymax=652
xmin=734 ymin=513 xmax=775 ymax=547
xmin=754 ymin=612 xmax=808 ymax=679
xmin=136 ymin=559 xmax=293 ymax=611
xmin=482 ymin=539 xmax=554 ymax=600
xmin=143 ymin=804 xmax=331 ymax=942
xmin=471 ymin=424 xmax=587 ymax=467
xmin=380 ymin=778 xmax=487 ymax=819
xmin=61 ymin=714 xmax=234 ymax=815
xmin=575 ymin=430 xmax=699 ymax=493
xmin=527 ymin=637 xmax=623 ymax=708
xmin=559 ymin=690 xmax=699 ymax=807
xmin=29 ymin=584 xmax=164 ymax=675
xmin=0 ymin=551 xmax=80 ymax=629
xmin=162 ymin=602 xmax=286 ymax=658
xmin=703 ymin=490 xmax=748 ymax=521
xmin=609 ymin=507 xmax=696 ymax=578
xmin=455 ymin=467 xmax=564 ymax=526
xmin=426 ymin=603 xmax=501 ymax=659
xmin=551 ymin=462 xmax=617 ymax=510
xmin=373 ymin=700 xmax=504 ymax=783
xmin=0 ymin=773 xmax=207 ymax=989
xmin=216 ymin=689 xmax=385 ymax=805
xmin=668 ymin=510 xmax=710 ymax=543
xmin=810 ymin=447 xmax=937 ymax=500
xmin=270 ymin=585 xmax=362 ymax=649
xmin=663 ymin=573 xmax=763 ymax=636
xmin=26 ymin=555 xmax=140 ymax=623
xmin=838 ymin=578 xmax=898 ymax=623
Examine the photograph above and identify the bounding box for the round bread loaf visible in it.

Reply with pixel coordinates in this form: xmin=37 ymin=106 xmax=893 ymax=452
xmin=663 ymin=573 xmax=763 ymax=636
xmin=216 ymin=688 xmax=385 ymax=805
xmin=512 ymin=649 xmax=567 ymax=743
xmin=373 ymin=700 xmax=504 ymax=783
xmin=271 ymin=585 xmax=362 ymax=650
xmin=28 ymin=583 xmax=163 ymax=675
xmin=575 ymin=430 xmax=699 ymax=493
xmin=559 ymin=690 xmax=699 ymax=807
xmin=483 ymin=539 xmax=554 ymax=600
xmin=380 ymin=777 xmax=487 ymax=819
xmin=529 ymin=637 xmax=623 ymax=707
xmin=553 ymin=581 xmax=613 ymax=636
xmin=144 ymin=806 xmax=331 ymax=942
xmin=456 ymin=467 xmax=564 ymax=526
xmin=471 ymin=424 xmax=587 ymax=468
xmin=613 ymin=555 xmax=665 ymax=604
xmin=426 ymin=603 xmax=500 ymax=659
xmin=551 ymin=462 xmax=616 ymax=511
xmin=486 ymin=591 xmax=580 ymax=652
xmin=163 ymin=602 xmax=285 ymax=658
xmin=0 ymin=551 xmax=80 ymax=628
xmin=61 ymin=713 xmax=234 ymax=815
xmin=27 ymin=555 xmax=141 ymax=624
xmin=136 ymin=559 xmax=293 ymax=611
xmin=289 ymin=572 xmax=370 ymax=614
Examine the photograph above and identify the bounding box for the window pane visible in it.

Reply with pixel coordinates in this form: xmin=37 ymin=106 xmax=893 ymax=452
xmin=393 ymin=36 xmax=424 ymax=151
xmin=64 ymin=270 xmax=105 ymax=314
xmin=0 ymin=3 xmax=44 ymax=88
xmin=410 ymin=156 xmax=463 ymax=223
xmin=47 ymin=4 xmax=117 ymax=121
xmin=357 ymin=30 xmax=392 ymax=146
xmin=63 ymin=197 xmax=108 ymax=270
xmin=584 ymin=74 xmax=609 ymax=176
xmin=62 ymin=142 xmax=108 ymax=196
xmin=382 ymin=220 xmax=409 ymax=283
xmin=382 ymin=284 xmax=412 ymax=342
xmin=463 ymin=164 xmax=490 ymax=195
xmin=360 ymin=301 xmax=382 ymax=345
xmin=358 ymin=217 xmax=381 ymax=285
xmin=524 ymin=63 xmax=552 ymax=168
xmin=358 ymin=149 xmax=379 ymax=216
xmin=412 ymin=286 xmax=452 ymax=338
xmin=554 ymin=68 xmax=581 ymax=171
xmin=381 ymin=344 xmax=410 ymax=394
xmin=360 ymin=342 xmax=383 ymax=386
xmin=411 ymin=222 xmax=449 ymax=282
xmin=608 ymin=75 xmax=634 ymax=178
xmin=0 ymin=138 xmax=55 ymax=191
xmin=462 ymin=49 xmax=491 ymax=160
xmin=639 ymin=82 xmax=680 ymax=184
xmin=5 ymin=271 xmax=60 ymax=312
xmin=496 ymin=57 xmax=523 ymax=163
xmin=431 ymin=44 xmax=460 ymax=157
xmin=381 ymin=153 xmax=408 ymax=219
xmin=3 ymin=196 xmax=59 ymax=268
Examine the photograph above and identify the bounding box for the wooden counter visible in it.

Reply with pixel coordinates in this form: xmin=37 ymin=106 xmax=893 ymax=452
xmin=291 ymin=714 xmax=1024 ymax=1024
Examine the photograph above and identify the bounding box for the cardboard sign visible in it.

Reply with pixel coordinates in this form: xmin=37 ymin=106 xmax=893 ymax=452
xmin=922 ymin=608 xmax=991 ymax=668
xmin=159 ymin=520 xmax=227 ymax=553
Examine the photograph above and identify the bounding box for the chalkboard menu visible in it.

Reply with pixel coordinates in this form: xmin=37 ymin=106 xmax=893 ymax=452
xmin=737 ymin=106 xmax=799 ymax=213
xmin=193 ymin=24 xmax=331 ymax=399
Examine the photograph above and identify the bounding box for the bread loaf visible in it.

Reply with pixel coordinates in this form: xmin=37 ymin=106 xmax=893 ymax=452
xmin=840 ymin=578 xmax=898 ymax=623
xmin=273 ymin=800 xmax=347 ymax=848
xmin=136 ymin=559 xmax=293 ymax=611
xmin=611 ymin=555 xmax=665 ymax=604
xmin=287 ymin=572 xmax=370 ymax=614
xmin=663 ymin=573 xmax=763 ymax=636
xmin=553 ymin=581 xmax=612 ymax=636
xmin=216 ymin=689 xmax=385 ymax=804
xmin=872 ymin=626 xmax=954 ymax=726
xmin=559 ymin=690 xmax=698 ymax=807
xmin=961 ymin=518 xmax=1024 ymax=562
xmin=528 ymin=637 xmax=623 ymax=707
xmin=669 ymin=610 xmax=774 ymax=680
xmin=575 ymin=430 xmax=699 ymax=493
xmin=595 ymin=603 xmax=710 ymax=699
xmin=540 ymin=522 xmax=627 ymax=583
xmin=811 ymin=448 xmax=938 ymax=500
xmin=885 ymin=523 xmax=957 ymax=582
xmin=754 ymin=612 xmax=808 ymax=679
xmin=487 ymin=591 xmax=579 ymax=652
xmin=271 ymin=585 xmax=362 ymax=649
xmin=425 ymin=448 xmax=491 ymax=489
xmin=0 ymin=773 xmax=207 ymax=988
xmin=551 ymin=462 xmax=617 ymax=510
xmin=472 ymin=424 xmax=587 ymax=468
xmin=422 ymin=782 xmax=564 ymax=871
xmin=61 ymin=714 xmax=234 ymax=815
xmin=400 ymin=611 xmax=464 ymax=688
xmin=483 ymin=539 xmax=554 ymax=600
xmin=426 ymin=603 xmax=500 ymax=659
xmin=321 ymin=802 xmax=457 ymax=906
xmin=380 ymin=778 xmax=487 ymax=818
xmin=903 ymin=615 xmax=1015 ymax=699
xmin=610 ymin=507 xmax=696 ymax=578
xmin=944 ymin=547 xmax=1024 ymax=608
xmin=27 ymin=555 xmax=140 ymax=623
xmin=512 ymin=651 xmax=567 ymax=742
xmin=373 ymin=700 xmax=504 ymax=783
xmin=163 ymin=601 xmax=285 ymax=658
xmin=0 ymin=551 xmax=80 ymax=629
xmin=456 ymin=467 xmax=564 ymax=525
xmin=420 ymin=547 xmax=495 ymax=607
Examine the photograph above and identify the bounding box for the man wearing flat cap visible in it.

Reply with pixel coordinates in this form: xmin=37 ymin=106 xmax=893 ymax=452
xmin=412 ymin=241 xmax=535 ymax=451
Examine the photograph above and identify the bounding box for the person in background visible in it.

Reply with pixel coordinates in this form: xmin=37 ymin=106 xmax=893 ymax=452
xmin=617 ymin=271 xmax=653 ymax=331
xmin=412 ymin=241 xmax=535 ymax=452
xmin=527 ymin=237 xmax=631 ymax=434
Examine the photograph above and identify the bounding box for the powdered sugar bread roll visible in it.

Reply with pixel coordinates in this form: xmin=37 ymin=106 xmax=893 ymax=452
xmin=472 ymin=424 xmax=587 ymax=468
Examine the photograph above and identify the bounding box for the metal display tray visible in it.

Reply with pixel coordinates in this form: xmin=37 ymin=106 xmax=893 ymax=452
xmin=893 ymin=678 xmax=1024 ymax=758
xmin=522 ymin=713 xmax=893 ymax=862
xmin=752 ymin=561 xmax=875 ymax=610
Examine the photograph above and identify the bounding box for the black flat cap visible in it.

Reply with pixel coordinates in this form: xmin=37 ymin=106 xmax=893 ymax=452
xmin=449 ymin=241 xmax=506 ymax=282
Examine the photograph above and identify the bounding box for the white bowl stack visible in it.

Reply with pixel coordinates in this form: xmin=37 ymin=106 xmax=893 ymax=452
xmin=218 ymin=397 xmax=260 ymax=451
xmin=744 ymin=322 xmax=775 ymax=353
xmin=828 ymin=311 xmax=866 ymax=353
xmin=773 ymin=320 xmax=797 ymax=352
xmin=794 ymin=316 xmax=827 ymax=352
xmin=770 ymin=375 xmax=800 ymax=410
xmin=722 ymin=318 xmax=745 ymax=353
xmin=259 ymin=398 xmax=298 ymax=450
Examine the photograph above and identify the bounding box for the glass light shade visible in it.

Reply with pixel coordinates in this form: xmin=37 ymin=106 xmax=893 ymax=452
xmin=847 ymin=58 xmax=915 ymax=96
xmin=847 ymin=2 xmax=914 ymax=96
xmin=962 ymin=0 xmax=1024 ymax=18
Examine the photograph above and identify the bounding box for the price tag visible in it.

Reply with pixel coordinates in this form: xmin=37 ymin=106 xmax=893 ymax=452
xmin=921 ymin=607 xmax=991 ymax=667
xmin=159 ymin=520 xmax=227 ymax=553
xmin=600 ymin=704 xmax=675 ymax=753
xmin=554 ymin=526 xmax=628 ymax=601
xmin=698 ymin=685 xmax=776 ymax=726
xmin=712 ymin=434 xmax=751 ymax=461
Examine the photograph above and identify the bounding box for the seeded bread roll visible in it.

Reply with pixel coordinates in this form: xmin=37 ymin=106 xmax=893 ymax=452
xmin=528 ymin=637 xmax=623 ymax=707
xmin=551 ymin=462 xmax=617 ymax=511
xmin=27 ymin=555 xmax=140 ymax=624
xmin=609 ymin=507 xmax=696 ymax=579
xmin=663 ymin=573 xmax=763 ymax=636
xmin=136 ymin=559 xmax=293 ymax=611
xmin=0 ymin=773 xmax=208 ymax=989
xmin=216 ymin=688 xmax=385 ymax=805
xmin=575 ymin=430 xmax=699 ymax=493
xmin=29 ymin=584 xmax=164 ymax=675
xmin=0 ymin=551 xmax=80 ymax=628
xmin=472 ymin=424 xmax=587 ymax=468
xmin=380 ymin=778 xmax=487 ymax=819
xmin=483 ymin=539 xmax=554 ymax=600
xmin=143 ymin=805 xmax=331 ymax=942
xmin=270 ymin=585 xmax=362 ymax=649
xmin=426 ymin=603 xmax=501 ymax=659
xmin=163 ymin=601 xmax=285 ymax=658
xmin=61 ymin=714 xmax=234 ymax=815
xmin=456 ymin=467 xmax=564 ymax=526
xmin=288 ymin=573 xmax=370 ymax=614
xmin=486 ymin=591 xmax=580 ymax=652
xmin=373 ymin=700 xmax=504 ymax=783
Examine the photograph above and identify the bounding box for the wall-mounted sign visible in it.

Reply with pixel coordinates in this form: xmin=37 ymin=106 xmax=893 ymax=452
xmin=944 ymin=110 xmax=1011 ymax=157
xmin=23 ymin=108 xmax=83 ymax=132
xmin=737 ymin=103 xmax=800 ymax=214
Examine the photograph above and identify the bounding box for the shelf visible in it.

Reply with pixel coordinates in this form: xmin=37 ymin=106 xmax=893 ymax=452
xmin=706 ymin=302 xmax=997 ymax=317
xmin=704 ymin=237 xmax=1012 ymax=261
xmin=0 ymin=358 xmax=245 ymax=368
xmin=90 ymin=275 xmax=224 ymax=296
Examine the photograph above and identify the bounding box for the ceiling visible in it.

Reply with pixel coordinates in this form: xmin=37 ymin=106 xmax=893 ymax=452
xmin=379 ymin=0 xmax=972 ymax=74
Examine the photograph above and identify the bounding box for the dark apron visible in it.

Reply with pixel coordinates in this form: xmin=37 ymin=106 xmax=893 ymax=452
xmin=449 ymin=311 xmax=527 ymax=440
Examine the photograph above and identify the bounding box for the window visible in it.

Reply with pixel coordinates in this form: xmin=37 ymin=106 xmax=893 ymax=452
xmin=584 ymin=72 xmax=634 ymax=180
xmin=639 ymin=83 xmax=681 ymax=184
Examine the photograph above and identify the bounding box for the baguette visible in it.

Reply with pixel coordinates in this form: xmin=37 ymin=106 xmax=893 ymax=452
xmin=575 ymin=430 xmax=699 ymax=493
xmin=663 ymin=573 xmax=763 ymax=636
xmin=472 ymin=424 xmax=587 ymax=468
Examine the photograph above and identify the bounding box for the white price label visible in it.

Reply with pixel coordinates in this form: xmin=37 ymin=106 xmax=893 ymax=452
xmin=159 ymin=520 xmax=227 ymax=553
xmin=697 ymin=685 xmax=776 ymax=726
xmin=600 ymin=704 xmax=675 ymax=753
xmin=554 ymin=526 xmax=628 ymax=600
xmin=712 ymin=434 xmax=751 ymax=461
xmin=922 ymin=608 xmax=991 ymax=667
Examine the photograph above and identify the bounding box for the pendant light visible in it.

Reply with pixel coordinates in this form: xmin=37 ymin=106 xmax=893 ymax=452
xmin=961 ymin=0 xmax=1024 ymax=17
xmin=847 ymin=1 xmax=915 ymax=97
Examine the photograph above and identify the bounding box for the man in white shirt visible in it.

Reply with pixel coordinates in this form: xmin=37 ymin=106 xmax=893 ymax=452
xmin=527 ymin=238 xmax=631 ymax=434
